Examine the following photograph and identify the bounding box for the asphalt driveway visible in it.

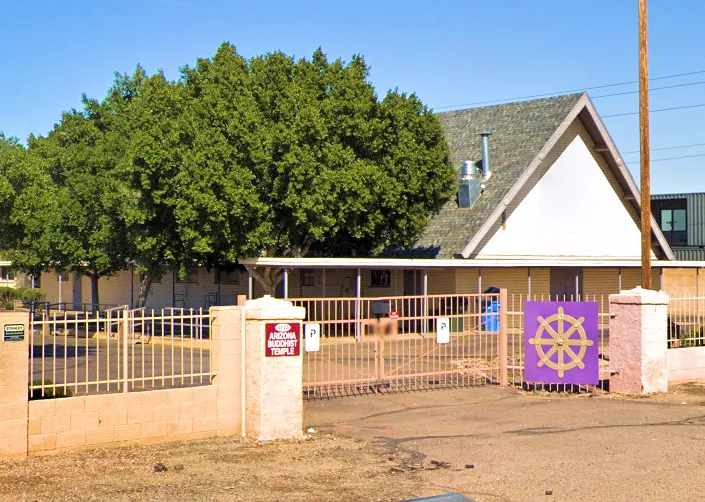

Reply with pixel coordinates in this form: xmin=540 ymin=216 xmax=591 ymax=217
xmin=305 ymin=385 xmax=705 ymax=502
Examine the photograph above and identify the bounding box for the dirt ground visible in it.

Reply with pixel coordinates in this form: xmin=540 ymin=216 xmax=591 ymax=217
xmin=307 ymin=384 xmax=705 ymax=502
xmin=0 ymin=434 xmax=422 ymax=502
xmin=4 ymin=385 xmax=705 ymax=502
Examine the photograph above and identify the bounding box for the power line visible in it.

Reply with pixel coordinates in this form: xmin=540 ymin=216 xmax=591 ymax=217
xmin=603 ymin=102 xmax=705 ymax=118
xmin=650 ymin=153 xmax=705 ymax=162
xmin=593 ymin=80 xmax=705 ymax=99
xmin=434 ymin=69 xmax=705 ymax=110
xmin=622 ymin=142 xmax=705 ymax=155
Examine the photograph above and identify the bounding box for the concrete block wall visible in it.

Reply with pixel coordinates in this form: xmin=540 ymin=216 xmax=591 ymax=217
xmin=667 ymin=347 xmax=705 ymax=385
xmin=27 ymin=386 xmax=220 ymax=454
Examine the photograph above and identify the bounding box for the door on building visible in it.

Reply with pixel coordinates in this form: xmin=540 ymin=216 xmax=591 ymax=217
xmin=72 ymin=273 xmax=82 ymax=311
xmin=550 ymin=268 xmax=583 ymax=300
xmin=403 ymin=270 xmax=424 ymax=332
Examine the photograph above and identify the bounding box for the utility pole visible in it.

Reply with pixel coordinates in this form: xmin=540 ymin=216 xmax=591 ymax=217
xmin=639 ymin=0 xmax=652 ymax=290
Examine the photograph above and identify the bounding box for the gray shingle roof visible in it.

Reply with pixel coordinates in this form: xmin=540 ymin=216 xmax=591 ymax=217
xmin=389 ymin=92 xmax=585 ymax=258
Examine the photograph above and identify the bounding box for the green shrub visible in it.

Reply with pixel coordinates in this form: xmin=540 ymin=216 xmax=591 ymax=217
xmin=0 ymin=286 xmax=46 ymax=310
xmin=20 ymin=288 xmax=46 ymax=303
xmin=0 ymin=287 xmax=17 ymax=310
xmin=679 ymin=327 xmax=705 ymax=348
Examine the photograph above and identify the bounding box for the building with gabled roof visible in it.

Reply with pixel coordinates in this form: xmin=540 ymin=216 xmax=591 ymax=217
xmin=36 ymin=92 xmax=703 ymax=309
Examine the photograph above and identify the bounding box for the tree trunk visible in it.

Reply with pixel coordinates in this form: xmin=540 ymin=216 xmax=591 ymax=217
xmin=136 ymin=272 xmax=153 ymax=309
xmin=249 ymin=267 xmax=283 ymax=297
xmin=90 ymin=274 xmax=100 ymax=313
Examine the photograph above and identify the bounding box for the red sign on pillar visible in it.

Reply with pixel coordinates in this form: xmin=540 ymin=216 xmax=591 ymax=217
xmin=265 ymin=322 xmax=301 ymax=357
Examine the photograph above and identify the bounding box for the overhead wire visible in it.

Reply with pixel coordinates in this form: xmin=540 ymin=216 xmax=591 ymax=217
xmin=433 ymin=69 xmax=705 ymax=109
xmin=622 ymin=142 xmax=705 ymax=155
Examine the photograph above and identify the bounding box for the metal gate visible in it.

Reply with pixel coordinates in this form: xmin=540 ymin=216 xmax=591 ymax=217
xmin=292 ymin=292 xmax=508 ymax=399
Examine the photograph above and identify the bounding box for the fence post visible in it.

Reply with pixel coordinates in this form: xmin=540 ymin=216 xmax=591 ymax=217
xmin=609 ymin=287 xmax=669 ymax=395
xmin=499 ymin=288 xmax=509 ymax=387
xmin=0 ymin=311 xmax=29 ymax=458
xmin=121 ymin=310 xmax=129 ymax=393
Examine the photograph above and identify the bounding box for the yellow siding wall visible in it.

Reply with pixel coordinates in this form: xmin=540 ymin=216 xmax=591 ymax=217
xmin=427 ymin=269 xmax=455 ymax=295
xmin=619 ymin=268 xmax=661 ymax=292
xmin=481 ymin=268 xmax=529 ymax=295
xmin=529 ymin=268 xmax=550 ymax=297
xmin=582 ymin=268 xmax=619 ymax=298
xmin=455 ymin=269 xmax=479 ymax=294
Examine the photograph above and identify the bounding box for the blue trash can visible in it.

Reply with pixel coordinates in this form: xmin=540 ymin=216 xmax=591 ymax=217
xmin=482 ymin=299 xmax=500 ymax=332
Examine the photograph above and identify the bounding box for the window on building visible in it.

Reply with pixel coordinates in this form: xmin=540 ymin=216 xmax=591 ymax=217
xmin=661 ymin=209 xmax=686 ymax=232
xmin=370 ymin=270 xmax=391 ymax=288
xmin=176 ymin=266 xmax=199 ymax=284
xmin=300 ymin=269 xmax=315 ymax=287
xmin=0 ymin=267 xmax=13 ymax=280
xmin=215 ymin=266 xmax=241 ymax=285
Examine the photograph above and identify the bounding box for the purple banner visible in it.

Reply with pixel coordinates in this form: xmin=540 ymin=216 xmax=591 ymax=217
xmin=524 ymin=301 xmax=599 ymax=385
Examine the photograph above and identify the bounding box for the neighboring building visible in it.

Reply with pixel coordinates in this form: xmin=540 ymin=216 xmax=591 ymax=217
xmin=651 ymin=193 xmax=705 ymax=259
xmin=33 ymin=92 xmax=705 ymax=308
xmin=651 ymin=193 xmax=705 ymax=295
xmin=0 ymin=261 xmax=16 ymax=288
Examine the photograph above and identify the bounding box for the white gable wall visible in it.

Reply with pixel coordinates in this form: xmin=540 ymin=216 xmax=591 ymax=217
xmin=474 ymin=118 xmax=655 ymax=260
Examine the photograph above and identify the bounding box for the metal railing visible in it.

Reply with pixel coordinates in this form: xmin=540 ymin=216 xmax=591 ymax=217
xmin=291 ymin=293 xmax=504 ymax=399
xmin=506 ymin=294 xmax=611 ymax=392
xmin=28 ymin=307 xmax=213 ymax=398
xmin=668 ymin=297 xmax=705 ymax=348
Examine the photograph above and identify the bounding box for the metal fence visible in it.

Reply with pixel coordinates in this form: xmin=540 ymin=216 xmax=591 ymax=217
xmin=668 ymin=297 xmax=705 ymax=348
xmin=292 ymin=293 xmax=505 ymax=399
xmin=294 ymin=292 xmax=612 ymax=399
xmin=506 ymin=294 xmax=611 ymax=392
xmin=28 ymin=307 xmax=213 ymax=398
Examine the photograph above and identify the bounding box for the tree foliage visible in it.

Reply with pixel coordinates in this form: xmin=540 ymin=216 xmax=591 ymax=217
xmin=1 ymin=42 xmax=456 ymax=300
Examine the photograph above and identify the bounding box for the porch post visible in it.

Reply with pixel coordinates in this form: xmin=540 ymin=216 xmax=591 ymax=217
xmin=527 ymin=268 xmax=532 ymax=298
xmin=248 ymin=271 xmax=254 ymax=299
xmin=355 ymin=268 xmax=361 ymax=342
xmin=618 ymin=268 xmax=622 ymax=291
xmin=172 ymin=269 xmax=176 ymax=307
xmin=478 ymin=268 xmax=482 ymax=294
xmin=322 ymin=268 xmax=326 ymax=298
xmin=283 ymin=269 xmax=289 ymax=299
xmin=31 ymin=274 xmax=35 ymax=289
xmin=575 ymin=270 xmax=580 ymax=300
xmin=58 ymin=272 xmax=63 ymax=310
xmin=423 ymin=269 xmax=428 ymax=337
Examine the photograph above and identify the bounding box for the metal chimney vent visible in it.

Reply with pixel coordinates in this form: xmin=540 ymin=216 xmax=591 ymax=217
xmin=457 ymin=160 xmax=484 ymax=208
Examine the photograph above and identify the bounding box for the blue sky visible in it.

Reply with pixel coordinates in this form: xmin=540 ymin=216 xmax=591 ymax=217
xmin=2 ymin=0 xmax=704 ymax=193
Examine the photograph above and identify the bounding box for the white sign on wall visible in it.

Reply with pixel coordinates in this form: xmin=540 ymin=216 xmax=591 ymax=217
xmin=436 ymin=317 xmax=450 ymax=344
xmin=304 ymin=323 xmax=321 ymax=352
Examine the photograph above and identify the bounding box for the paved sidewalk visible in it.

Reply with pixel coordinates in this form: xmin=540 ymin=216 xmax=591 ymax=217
xmin=305 ymin=386 xmax=705 ymax=502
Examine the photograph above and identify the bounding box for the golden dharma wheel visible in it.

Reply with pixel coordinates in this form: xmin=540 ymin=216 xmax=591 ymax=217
xmin=528 ymin=307 xmax=593 ymax=378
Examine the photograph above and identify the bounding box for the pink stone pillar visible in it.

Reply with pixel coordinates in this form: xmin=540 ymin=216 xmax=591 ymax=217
xmin=244 ymin=295 xmax=306 ymax=441
xmin=609 ymin=287 xmax=669 ymax=395
xmin=0 ymin=312 xmax=29 ymax=458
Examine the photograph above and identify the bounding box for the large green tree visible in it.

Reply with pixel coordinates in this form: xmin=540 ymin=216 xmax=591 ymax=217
xmin=28 ymin=93 xmax=133 ymax=308
xmin=4 ymin=42 xmax=456 ymax=303
xmin=0 ymin=134 xmax=56 ymax=278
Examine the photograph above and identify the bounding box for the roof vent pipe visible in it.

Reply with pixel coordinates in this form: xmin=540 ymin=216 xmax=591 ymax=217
xmin=480 ymin=130 xmax=491 ymax=179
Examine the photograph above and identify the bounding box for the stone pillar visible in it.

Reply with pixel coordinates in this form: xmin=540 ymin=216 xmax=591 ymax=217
xmin=210 ymin=306 xmax=244 ymax=437
xmin=244 ymin=295 xmax=306 ymax=441
xmin=0 ymin=312 xmax=29 ymax=458
xmin=609 ymin=287 xmax=669 ymax=395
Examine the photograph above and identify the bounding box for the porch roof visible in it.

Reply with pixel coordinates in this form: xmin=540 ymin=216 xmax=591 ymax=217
xmin=240 ymin=257 xmax=705 ymax=269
